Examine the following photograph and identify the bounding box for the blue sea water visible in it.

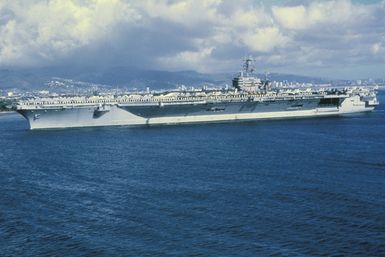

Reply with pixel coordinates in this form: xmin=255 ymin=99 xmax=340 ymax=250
xmin=1 ymin=92 xmax=385 ymax=256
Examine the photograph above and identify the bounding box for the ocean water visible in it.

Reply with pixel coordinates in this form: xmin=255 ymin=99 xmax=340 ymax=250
xmin=1 ymin=92 xmax=385 ymax=256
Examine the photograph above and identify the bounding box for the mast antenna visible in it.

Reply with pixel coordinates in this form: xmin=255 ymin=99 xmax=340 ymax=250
xmin=243 ymin=56 xmax=255 ymax=76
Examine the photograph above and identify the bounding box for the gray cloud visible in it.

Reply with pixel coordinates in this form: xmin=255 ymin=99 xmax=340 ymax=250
xmin=0 ymin=0 xmax=384 ymax=79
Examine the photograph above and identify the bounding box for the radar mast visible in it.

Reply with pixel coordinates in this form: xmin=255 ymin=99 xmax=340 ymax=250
xmin=243 ymin=56 xmax=256 ymax=77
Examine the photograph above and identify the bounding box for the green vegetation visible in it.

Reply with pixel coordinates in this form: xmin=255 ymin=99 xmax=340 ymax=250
xmin=0 ymin=99 xmax=13 ymax=112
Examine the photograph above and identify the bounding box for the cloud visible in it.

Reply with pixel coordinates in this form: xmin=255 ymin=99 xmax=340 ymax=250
xmin=269 ymin=0 xmax=385 ymax=77
xmin=158 ymin=47 xmax=215 ymax=71
xmin=0 ymin=0 xmax=384 ymax=78
xmin=371 ymin=36 xmax=385 ymax=58
xmin=241 ymin=26 xmax=290 ymax=52
xmin=272 ymin=5 xmax=308 ymax=30
xmin=272 ymin=0 xmax=372 ymax=30
xmin=0 ymin=0 xmax=140 ymax=66
xmin=136 ymin=0 xmax=222 ymax=27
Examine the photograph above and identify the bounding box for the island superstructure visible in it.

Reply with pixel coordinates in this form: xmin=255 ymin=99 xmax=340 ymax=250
xmin=16 ymin=58 xmax=379 ymax=129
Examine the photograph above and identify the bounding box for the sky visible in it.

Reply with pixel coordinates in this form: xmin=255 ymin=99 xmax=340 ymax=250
xmin=0 ymin=0 xmax=384 ymax=79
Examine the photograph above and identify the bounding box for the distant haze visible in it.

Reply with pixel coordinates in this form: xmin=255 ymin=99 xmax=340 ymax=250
xmin=1 ymin=0 xmax=384 ymax=80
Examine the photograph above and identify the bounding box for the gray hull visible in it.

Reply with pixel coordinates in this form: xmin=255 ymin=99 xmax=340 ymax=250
xmin=18 ymin=96 xmax=374 ymax=129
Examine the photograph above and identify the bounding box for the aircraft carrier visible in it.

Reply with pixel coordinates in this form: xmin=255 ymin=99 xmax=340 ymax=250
xmin=16 ymin=59 xmax=379 ymax=129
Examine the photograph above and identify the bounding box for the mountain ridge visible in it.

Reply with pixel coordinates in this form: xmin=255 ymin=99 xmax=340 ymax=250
xmin=0 ymin=66 xmax=342 ymax=91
